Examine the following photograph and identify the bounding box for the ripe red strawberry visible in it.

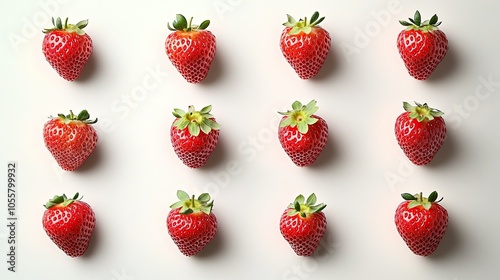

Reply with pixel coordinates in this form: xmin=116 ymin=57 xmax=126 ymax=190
xmin=395 ymin=101 xmax=446 ymax=165
xmin=278 ymin=100 xmax=328 ymax=167
xmin=165 ymin=14 xmax=216 ymax=83
xmin=397 ymin=11 xmax=448 ymax=80
xmin=167 ymin=190 xmax=217 ymax=256
xmin=42 ymin=17 xmax=93 ymax=81
xmin=394 ymin=191 xmax=448 ymax=256
xmin=280 ymin=11 xmax=331 ymax=79
xmin=170 ymin=105 xmax=220 ymax=168
xmin=42 ymin=193 xmax=96 ymax=257
xmin=280 ymin=193 xmax=327 ymax=256
xmin=43 ymin=109 xmax=98 ymax=171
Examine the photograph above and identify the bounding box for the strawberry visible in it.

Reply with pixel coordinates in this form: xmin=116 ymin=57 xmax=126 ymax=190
xmin=280 ymin=193 xmax=327 ymax=256
xmin=43 ymin=109 xmax=98 ymax=171
xmin=165 ymin=14 xmax=216 ymax=83
xmin=395 ymin=101 xmax=446 ymax=165
xmin=397 ymin=11 xmax=448 ymax=80
xmin=167 ymin=190 xmax=217 ymax=256
xmin=278 ymin=100 xmax=328 ymax=167
xmin=170 ymin=105 xmax=220 ymax=168
xmin=42 ymin=17 xmax=93 ymax=81
xmin=394 ymin=191 xmax=448 ymax=256
xmin=280 ymin=11 xmax=331 ymax=79
xmin=42 ymin=193 xmax=96 ymax=257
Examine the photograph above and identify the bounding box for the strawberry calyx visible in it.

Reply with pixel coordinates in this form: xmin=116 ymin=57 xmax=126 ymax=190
xmin=170 ymin=190 xmax=214 ymax=215
xmin=50 ymin=109 xmax=98 ymax=125
xmin=44 ymin=193 xmax=81 ymax=209
xmin=167 ymin=14 xmax=210 ymax=32
xmin=403 ymin=101 xmax=443 ymax=122
xmin=279 ymin=100 xmax=319 ymax=134
xmin=43 ymin=17 xmax=88 ymax=35
xmin=283 ymin=11 xmax=325 ymax=35
xmin=401 ymin=191 xmax=442 ymax=210
xmin=399 ymin=10 xmax=441 ymax=32
xmin=172 ymin=105 xmax=220 ymax=137
xmin=287 ymin=193 xmax=326 ymax=218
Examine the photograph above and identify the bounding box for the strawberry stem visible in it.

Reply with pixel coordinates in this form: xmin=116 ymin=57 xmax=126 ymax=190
xmin=278 ymin=100 xmax=319 ymax=134
xmin=403 ymin=101 xmax=443 ymax=122
xmin=50 ymin=109 xmax=98 ymax=125
xmin=399 ymin=10 xmax=442 ymax=31
xmin=172 ymin=105 xmax=220 ymax=137
xmin=283 ymin=11 xmax=325 ymax=35
xmin=401 ymin=191 xmax=442 ymax=210
xmin=44 ymin=193 xmax=81 ymax=209
xmin=170 ymin=190 xmax=214 ymax=215
xmin=287 ymin=193 xmax=326 ymax=218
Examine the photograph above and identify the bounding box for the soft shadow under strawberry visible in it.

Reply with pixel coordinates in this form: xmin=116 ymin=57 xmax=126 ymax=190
xmin=75 ymin=49 xmax=99 ymax=83
xmin=74 ymin=144 xmax=103 ymax=173
xmin=426 ymin=40 xmax=460 ymax=83
xmin=427 ymin=218 xmax=462 ymax=260
xmin=310 ymin=45 xmax=341 ymax=82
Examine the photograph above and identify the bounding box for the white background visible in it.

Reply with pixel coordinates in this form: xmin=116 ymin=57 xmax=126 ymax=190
xmin=1 ymin=0 xmax=500 ymax=279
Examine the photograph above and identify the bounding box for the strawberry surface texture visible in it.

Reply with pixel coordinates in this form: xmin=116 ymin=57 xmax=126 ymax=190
xmin=167 ymin=190 xmax=217 ymax=256
xmin=280 ymin=11 xmax=331 ymax=79
xmin=395 ymin=102 xmax=446 ymax=165
xmin=165 ymin=14 xmax=216 ymax=83
xmin=42 ymin=17 xmax=93 ymax=81
xmin=280 ymin=193 xmax=327 ymax=256
xmin=394 ymin=191 xmax=448 ymax=256
xmin=43 ymin=110 xmax=98 ymax=171
xmin=278 ymin=100 xmax=328 ymax=167
xmin=170 ymin=105 xmax=220 ymax=168
xmin=397 ymin=11 xmax=448 ymax=80
xmin=42 ymin=193 xmax=95 ymax=257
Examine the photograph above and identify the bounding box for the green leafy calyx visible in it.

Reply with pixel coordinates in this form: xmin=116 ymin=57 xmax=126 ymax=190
xmin=399 ymin=10 xmax=441 ymax=32
xmin=401 ymin=191 xmax=442 ymax=210
xmin=403 ymin=101 xmax=443 ymax=122
xmin=172 ymin=105 xmax=220 ymax=137
xmin=169 ymin=190 xmax=214 ymax=215
xmin=51 ymin=109 xmax=98 ymax=125
xmin=44 ymin=193 xmax=81 ymax=209
xmin=43 ymin=17 xmax=88 ymax=35
xmin=279 ymin=100 xmax=319 ymax=134
xmin=283 ymin=11 xmax=325 ymax=35
xmin=167 ymin=14 xmax=210 ymax=32
xmin=287 ymin=193 xmax=326 ymax=218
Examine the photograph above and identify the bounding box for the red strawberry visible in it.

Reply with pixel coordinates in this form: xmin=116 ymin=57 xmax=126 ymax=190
xmin=397 ymin=11 xmax=448 ymax=80
xmin=280 ymin=11 xmax=331 ymax=79
xmin=394 ymin=191 xmax=448 ymax=256
xmin=165 ymin=14 xmax=216 ymax=83
xmin=278 ymin=100 xmax=328 ymax=167
xmin=43 ymin=109 xmax=98 ymax=171
xmin=395 ymin=101 xmax=446 ymax=165
xmin=42 ymin=17 xmax=93 ymax=81
xmin=280 ymin=193 xmax=327 ymax=256
xmin=42 ymin=193 xmax=96 ymax=257
xmin=170 ymin=105 xmax=220 ymax=168
xmin=167 ymin=190 xmax=217 ymax=256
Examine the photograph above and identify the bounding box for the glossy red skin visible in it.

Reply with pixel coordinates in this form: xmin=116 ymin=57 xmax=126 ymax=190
xmin=165 ymin=30 xmax=216 ymax=83
xmin=42 ymin=30 xmax=93 ymax=81
xmin=280 ymin=26 xmax=331 ymax=79
xmin=397 ymin=29 xmax=448 ymax=80
xmin=170 ymin=118 xmax=219 ymax=168
xmin=394 ymin=201 xmax=448 ymax=256
xmin=278 ymin=115 xmax=328 ymax=167
xmin=42 ymin=201 xmax=95 ymax=257
xmin=43 ymin=119 xmax=98 ymax=171
xmin=395 ymin=112 xmax=446 ymax=165
xmin=167 ymin=208 xmax=217 ymax=256
xmin=279 ymin=208 xmax=327 ymax=256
